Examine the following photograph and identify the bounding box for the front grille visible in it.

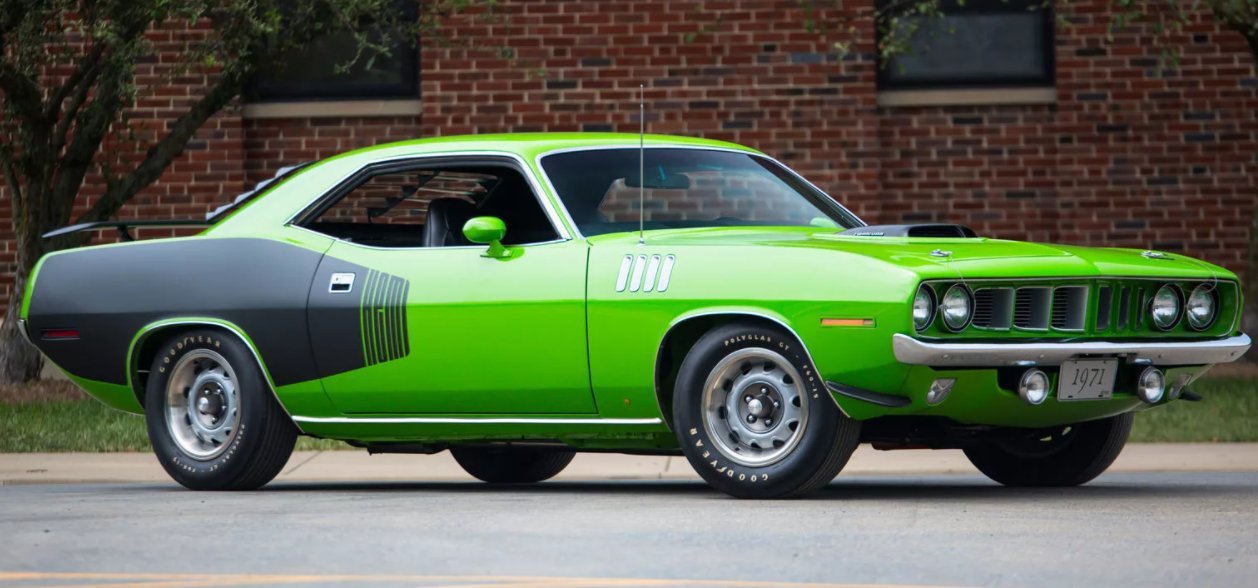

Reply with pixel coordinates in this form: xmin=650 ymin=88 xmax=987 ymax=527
xmin=1051 ymin=286 xmax=1088 ymax=330
xmin=972 ymin=288 xmax=1013 ymax=329
xmin=926 ymin=278 xmax=1236 ymax=338
xmin=1095 ymin=286 xmax=1112 ymax=331
xmin=972 ymin=285 xmax=1084 ymax=332
xmin=1012 ymin=287 xmax=1051 ymax=330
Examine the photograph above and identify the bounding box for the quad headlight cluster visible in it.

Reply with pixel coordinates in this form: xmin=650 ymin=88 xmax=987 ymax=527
xmin=1149 ymin=284 xmax=1217 ymax=331
xmin=913 ymin=282 xmax=1220 ymax=333
xmin=913 ymin=284 xmax=971 ymax=332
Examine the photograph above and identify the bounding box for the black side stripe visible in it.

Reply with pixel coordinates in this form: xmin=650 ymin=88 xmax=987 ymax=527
xmin=360 ymin=269 xmax=410 ymax=366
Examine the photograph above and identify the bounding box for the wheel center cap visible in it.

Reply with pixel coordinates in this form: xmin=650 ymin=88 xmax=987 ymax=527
xmin=747 ymin=397 xmax=772 ymax=417
xmin=196 ymin=389 xmax=224 ymax=418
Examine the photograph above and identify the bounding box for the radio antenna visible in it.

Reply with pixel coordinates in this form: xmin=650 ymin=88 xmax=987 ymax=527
xmin=638 ymin=83 xmax=645 ymax=245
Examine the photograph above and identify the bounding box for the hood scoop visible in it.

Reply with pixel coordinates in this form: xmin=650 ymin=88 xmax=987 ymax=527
xmin=840 ymin=224 xmax=978 ymax=238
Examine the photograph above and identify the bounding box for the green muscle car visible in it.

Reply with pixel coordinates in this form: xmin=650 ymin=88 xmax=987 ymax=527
xmin=21 ymin=133 xmax=1251 ymax=498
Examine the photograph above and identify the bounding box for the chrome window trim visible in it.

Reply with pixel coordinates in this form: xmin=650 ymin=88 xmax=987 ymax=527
xmin=282 ymin=150 xmax=575 ymax=243
xmin=532 ymin=144 xmax=868 ymax=239
xmin=892 ymin=332 xmax=1252 ymax=367
xmin=292 ymin=416 xmax=663 ymax=426
xmin=286 ymin=223 xmax=569 ymax=253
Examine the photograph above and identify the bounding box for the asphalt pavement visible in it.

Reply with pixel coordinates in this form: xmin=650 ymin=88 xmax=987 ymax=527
xmin=1 ymin=467 xmax=1256 ymax=587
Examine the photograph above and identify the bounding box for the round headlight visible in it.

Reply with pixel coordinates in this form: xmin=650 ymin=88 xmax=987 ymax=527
xmin=940 ymin=285 xmax=973 ymax=331
xmin=913 ymin=286 xmax=936 ymax=331
xmin=1149 ymin=285 xmax=1181 ymax=330
xmin=1186 ymin=285 xmax=1217 ymax=330
xmin=1137 ymin=367 xmax=1166 ymax=404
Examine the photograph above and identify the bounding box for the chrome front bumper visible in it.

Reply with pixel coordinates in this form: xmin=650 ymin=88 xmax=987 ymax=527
xmin=892 ymin=333 xmax=1252 ymax=367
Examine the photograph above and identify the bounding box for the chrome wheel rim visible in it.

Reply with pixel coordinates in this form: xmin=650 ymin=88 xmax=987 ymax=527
xmin=701 ymin=348 xmax=809 ymax=467
xmin=165 ymin=349 xmax=240 ymax=460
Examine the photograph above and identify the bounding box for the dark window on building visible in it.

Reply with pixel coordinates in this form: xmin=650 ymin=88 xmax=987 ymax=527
xmin=247 ymin=7 xmax=418 ymax=101
xmin=877 ymin=0 xmax=1054 ymax=90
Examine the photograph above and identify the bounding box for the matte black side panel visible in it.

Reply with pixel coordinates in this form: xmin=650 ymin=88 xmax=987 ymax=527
xmin=306 ymin=258 xmax=411 ymax=377
xmin=26 ymin=238 xmax=325 ymax=386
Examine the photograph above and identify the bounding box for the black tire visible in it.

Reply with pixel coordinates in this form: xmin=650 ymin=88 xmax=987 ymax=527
xmin=451 ymin=446 xmax=576 ymax=483
xmin=672 ymin=322 xmax=861 ymax=499
xmin=964 ymin=413 xmax=1134 ymax=487
xmin=144 ymin=329 xmax=298 ymax=490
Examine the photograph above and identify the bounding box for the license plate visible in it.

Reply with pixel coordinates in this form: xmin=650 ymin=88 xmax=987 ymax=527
xmin=1058 ymin=359 xmax=1117 ymax=401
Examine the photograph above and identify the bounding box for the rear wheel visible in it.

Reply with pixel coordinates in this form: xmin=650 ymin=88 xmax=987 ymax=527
xmin=673 ymin=322 xmax=860 ymax=499
xmin=144 ymin=330 xmax=298 ymax=490
xmin=964 ymin=413 xmax=1133 ymax=487
xmin=451 ymin=446 xmax=576 ymax=483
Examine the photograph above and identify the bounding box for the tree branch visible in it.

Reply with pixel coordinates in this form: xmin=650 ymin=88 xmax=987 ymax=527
xmin=76 ymin=70 xmax=247 ymax=225
xmin=45 ymin=42 xmax=108 ymax=121
xmin=49 ymin=58 xmax=106 ymax=156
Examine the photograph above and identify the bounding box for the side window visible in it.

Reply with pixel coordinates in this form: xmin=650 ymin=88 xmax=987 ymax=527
xmin=598 ymin=172 xmax=821 ymax=224
xmin=302 ymin=162 xmax=560 ymax=248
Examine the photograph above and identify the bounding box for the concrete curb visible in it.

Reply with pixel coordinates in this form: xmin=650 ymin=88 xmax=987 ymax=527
xmin=2 ymin=443 xmax=1257 ymax=486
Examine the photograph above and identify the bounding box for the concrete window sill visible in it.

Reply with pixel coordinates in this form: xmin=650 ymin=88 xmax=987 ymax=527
xmin=876 ymin=87 xmax=1056 ymax=108
xmin=241 ymin=99 xmax=422 ymax=119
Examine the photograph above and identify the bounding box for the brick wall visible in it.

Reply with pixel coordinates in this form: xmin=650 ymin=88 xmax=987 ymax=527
xmin=3 ymin=0 xmax=1254 ymax=312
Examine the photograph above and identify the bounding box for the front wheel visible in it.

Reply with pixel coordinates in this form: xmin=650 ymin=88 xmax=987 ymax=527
xmin=144 ymin=330 xmax=298 ymax=490
xmin=451 ymin=446 xmax=576 ymax=483
xmin=673 ymin=322 xmax=861 ymax=499
xmin=964 ymin=413 xmax=1133 ymax=487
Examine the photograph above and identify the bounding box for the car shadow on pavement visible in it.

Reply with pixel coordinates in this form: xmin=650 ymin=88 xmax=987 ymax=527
xmin=127 ymin=472 xmax=1249 ymax=501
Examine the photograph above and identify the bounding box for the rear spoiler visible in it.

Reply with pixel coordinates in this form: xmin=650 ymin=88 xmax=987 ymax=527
xmin=42 ymin=219 xmax=213 ymax=242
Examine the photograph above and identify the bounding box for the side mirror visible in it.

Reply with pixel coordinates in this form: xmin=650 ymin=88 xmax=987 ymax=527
xmin=462 ymin=216 xmax=510 ymax=258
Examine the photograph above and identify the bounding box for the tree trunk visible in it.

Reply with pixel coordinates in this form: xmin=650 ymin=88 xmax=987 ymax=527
xmin=0 ymin=198 xmax=49 ymax=383
xmin=0 ymin=268 xmax=44 ymax=383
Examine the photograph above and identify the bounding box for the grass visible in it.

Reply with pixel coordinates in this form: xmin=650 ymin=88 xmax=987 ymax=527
xmin=1129 ymin=377 xmax=1258 ymax=442
xmin=0 ymin=378 xmax=1255 ymax=452
xmin=0 ymin=401 xmax=350 ymax=453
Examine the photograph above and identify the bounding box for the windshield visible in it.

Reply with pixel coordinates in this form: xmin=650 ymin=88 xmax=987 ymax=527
xmin=540 ymin=148 xmax=861 ymax=236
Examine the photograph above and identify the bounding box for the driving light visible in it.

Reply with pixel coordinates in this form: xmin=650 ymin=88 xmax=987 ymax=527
xmin=1018 ymin=369 xmax=1051 ymax=405
xmin=940 ymin=285 xmax=973 ymax=331
xmin=1186 ymin=285 xmax=1217 ymax=330
xmin=1149 ymin=285 xmax=1181 ymax=330
xmin=926 ymin=378 xmax=955 ymax=405
xmin=1137 ymin=367 xmax=1166 ymax=404
xmin=1168 ymin=373 xmax=1192 ymax=401
xmin=913 ymin=286 xmax=936 ymax=331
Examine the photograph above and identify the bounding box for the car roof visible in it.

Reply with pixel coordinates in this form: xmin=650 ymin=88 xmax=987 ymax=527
xmin=204 ymin=133 xmax=766 ymax=235
xmin=328 ymin=132 xmax=763 ymax=161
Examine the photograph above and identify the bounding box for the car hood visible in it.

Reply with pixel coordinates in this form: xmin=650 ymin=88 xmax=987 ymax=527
xmin=590 ymin=227 xmax=1236 ymax=281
